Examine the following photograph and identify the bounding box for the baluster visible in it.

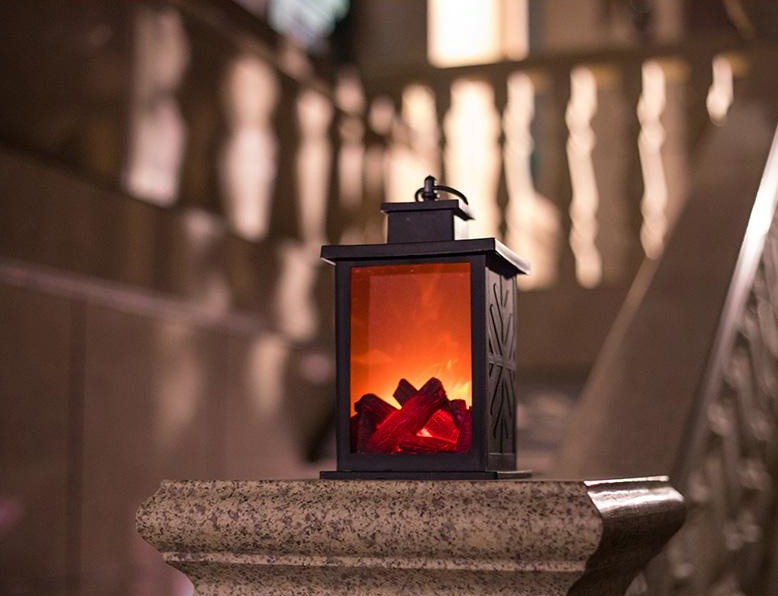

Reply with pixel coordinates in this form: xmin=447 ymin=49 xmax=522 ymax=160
xmin=566 ymin=65 xmax=601 ymax=287
xmin=636 ymin=59 xmax=667 ymax=260
xmin=124 ymin=4 xmax=189 ymax=207
xmin=121 ymin=4 xmax=191 ymax=291
xmin=503 ymin=70 xmax=560 ymax=289
xmin=218 ymin=55 xmax=279 ymax=241
xmin=706 ymin=54 xmax=735 ymax=126
xmin=638 ymin=58 xmax=690 ymax=259
xmin=443 ymin=77 xmax=501 ymax=239
xmin=295 ymin=87 xmax=333 ymax=247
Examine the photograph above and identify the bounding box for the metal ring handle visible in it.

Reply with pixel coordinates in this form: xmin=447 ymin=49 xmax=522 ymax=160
xmin=414 ymin=175 xmax=469 ymax=204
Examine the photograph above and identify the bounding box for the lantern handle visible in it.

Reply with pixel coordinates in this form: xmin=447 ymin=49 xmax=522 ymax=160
xmin=414 ymin=175 xmax=469 ymax=205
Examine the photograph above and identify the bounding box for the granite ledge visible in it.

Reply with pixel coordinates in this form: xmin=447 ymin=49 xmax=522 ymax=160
xmin=137 ymin=477 xmax=685 ymax=595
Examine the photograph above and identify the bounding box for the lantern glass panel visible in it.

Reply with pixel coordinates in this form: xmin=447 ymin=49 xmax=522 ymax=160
xmin=349 ymin=261 xmax=473 ymax=455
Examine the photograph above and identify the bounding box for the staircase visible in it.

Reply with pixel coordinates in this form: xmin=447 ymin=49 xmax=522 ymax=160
xmin=552 ymin=50 xmax=778 ymax=595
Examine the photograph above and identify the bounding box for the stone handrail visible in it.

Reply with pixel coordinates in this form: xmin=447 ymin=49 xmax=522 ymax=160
xmin=652 ymin=103 xmax=778 ymax=596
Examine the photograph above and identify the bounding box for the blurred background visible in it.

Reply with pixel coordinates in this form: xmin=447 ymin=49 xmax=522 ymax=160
xmin=2 ymin=0 xmax=778 ymax=594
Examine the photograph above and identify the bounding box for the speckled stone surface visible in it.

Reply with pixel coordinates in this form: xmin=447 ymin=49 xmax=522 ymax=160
xmin=136 ymin=478 xmax=684 ymax=595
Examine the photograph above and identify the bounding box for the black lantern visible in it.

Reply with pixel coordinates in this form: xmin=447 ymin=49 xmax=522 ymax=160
xmin=320 ymin=176 xmax=529 ymax=479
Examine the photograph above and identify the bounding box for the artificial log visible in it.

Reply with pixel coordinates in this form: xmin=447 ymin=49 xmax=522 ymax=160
xmin=398 ymin=435 xmax=459 ymax=453
xmin=364 ymin=378 xmax=448 ymax=453
xmin=352 ymin=393 xmax=397 ymax=452
xmin=355 ymin=393 xmax=397 ymax=420
xmin=450 ymin=399 xmax=472 ymax=453
xmin=351 ymin=378 xmax=473 ymax=454
xmin=392 ymin=378 xmax=417 ymax=405
xmin=417 ymin=377 xmax=447 ymax=404
xmin=422 ymin=408 xmax=460 ymax=445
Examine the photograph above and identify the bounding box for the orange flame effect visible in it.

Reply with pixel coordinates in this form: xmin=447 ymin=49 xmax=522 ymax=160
xmin=350 ymin=262 xmax=472 ymax=414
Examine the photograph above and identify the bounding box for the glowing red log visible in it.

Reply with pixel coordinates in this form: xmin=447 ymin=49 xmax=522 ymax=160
xmin=364 ymin=377 xmax=447 ymax=453
xmin=392 ymin=378 xmax=417 ymax=405
xmin=420 ymin=408 xmax=460 ymax=445
xmin=450 ymin=399 xmax=472 ymax=453
xmin=356 ymin=393 xmax=397 ymax=420
xmin=398 ymin=435 xmax=459 ymax=453
xmin=352 ymin=378 xmax=473 ymax=455
xmin=352 ymin=393 xmax=397 ymax=452
xmin=417 ymin=377 xmax=448 ymax=405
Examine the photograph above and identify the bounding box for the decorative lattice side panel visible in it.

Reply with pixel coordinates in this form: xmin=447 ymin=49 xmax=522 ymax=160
xmin=486 ymin=269 xmax=517 ymax=455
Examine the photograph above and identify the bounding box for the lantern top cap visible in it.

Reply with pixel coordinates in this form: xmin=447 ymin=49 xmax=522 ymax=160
xmin=381 ymin=175 xmax=473 ymax=243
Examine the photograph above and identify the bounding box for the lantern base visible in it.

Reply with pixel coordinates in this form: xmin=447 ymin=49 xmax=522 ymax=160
xmin=318 ymin=470 xmax=532 ymax=480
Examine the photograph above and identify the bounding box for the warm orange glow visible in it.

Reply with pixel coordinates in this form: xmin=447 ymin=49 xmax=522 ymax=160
xmin=350 ymin=262 xmax=472 ymax=415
